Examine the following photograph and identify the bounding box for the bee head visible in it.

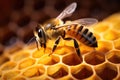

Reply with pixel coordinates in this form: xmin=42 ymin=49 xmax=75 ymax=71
xmin=34 ymin=25 xmax=46 ymax=48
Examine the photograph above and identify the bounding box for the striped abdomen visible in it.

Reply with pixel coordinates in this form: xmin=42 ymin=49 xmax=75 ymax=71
xmin=65 ymin=24 xmax=98 ymax=47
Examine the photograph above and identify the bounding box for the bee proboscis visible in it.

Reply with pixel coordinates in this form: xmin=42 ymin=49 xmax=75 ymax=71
xmin=33 ymin=2 xmax=98 ymax=60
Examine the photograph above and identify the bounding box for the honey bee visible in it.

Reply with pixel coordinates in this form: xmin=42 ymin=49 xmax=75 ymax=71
xmin=33 ymin=2 xmax=98 ymax=59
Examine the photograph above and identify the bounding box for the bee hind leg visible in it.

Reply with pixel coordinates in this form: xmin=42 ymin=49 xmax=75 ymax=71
xmin=64 ymin=37 xmax=82 ymax=60
xmin=49 ymin=36 xmax=61 ymax=56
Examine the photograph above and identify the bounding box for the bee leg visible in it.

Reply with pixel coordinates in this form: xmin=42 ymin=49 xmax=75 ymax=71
xmin=64 ymin=37 xmax=82 ymax=59
xmin=35 ymin=37 xmax=40 ymax=50
xmin=43 ymin=43 xmax=46 ymax=53
xmin=49 ymin=36 xmax=61 ymax=56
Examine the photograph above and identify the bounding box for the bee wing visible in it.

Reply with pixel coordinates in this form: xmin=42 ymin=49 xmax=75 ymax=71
xmin=55 ymin=24 xmax=76 ymax=29
xmin=55 ymin=18 xmax=98 ymax=29
xmin=72 ymin=18 xmax=98 ymax=26
xmin=56 ymin=2 xmax=77 ymax=19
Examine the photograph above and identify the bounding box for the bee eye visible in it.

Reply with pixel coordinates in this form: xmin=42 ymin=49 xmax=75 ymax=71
xmin=38 ymin=29 xmax=42 ymax=37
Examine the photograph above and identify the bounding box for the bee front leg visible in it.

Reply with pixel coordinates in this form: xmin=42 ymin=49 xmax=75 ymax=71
xmin=49 ymin=36 xmax=61 ymax=56
xmin=35 ymin=37 xmax=40 ymax=50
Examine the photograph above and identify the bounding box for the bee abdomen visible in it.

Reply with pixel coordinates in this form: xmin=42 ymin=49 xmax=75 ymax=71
xmin=66 ymin=24 xmax=97 ymax=47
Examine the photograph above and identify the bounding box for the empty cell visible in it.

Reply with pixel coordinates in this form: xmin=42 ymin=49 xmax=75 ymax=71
xmin=71 ymin=65 xmax=93 ymax=79
xmin=47 ymin=64 xmax=68 ymax=79
xmin=1 ymin=30 xmax=17 ymax=46
xmin=33 ymin=0 xmax=45 ymax=10
xmin=4 ymin=41 xmax=24 ymax=55
xmin=17 ymin=15 xmax=31 ymax=27
xmin=86 ymin=75 xmax=102 ymax=80
xmin=84 ymin=51 xmax=105 ymax=65
xmin=0 ymin=56 xmax=10 ymax=66
xmin=13 ymin=0 xmax=24 ymax=10
xmin=106 ymin=50 xmax=120 ymax=64
xmin=116 ymin=76 xmax=120 ymax=80
xmin=58 ymin=76 xmax=74 ymax=80
xmin=95 ymin=63 xmax=118 ymax=80
xmin=62 ymin=53 xmax=82 ymax=66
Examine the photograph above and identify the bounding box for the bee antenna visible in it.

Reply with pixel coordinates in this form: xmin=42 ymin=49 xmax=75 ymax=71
xmin=26 ymin=36 xmax=36 ymax=46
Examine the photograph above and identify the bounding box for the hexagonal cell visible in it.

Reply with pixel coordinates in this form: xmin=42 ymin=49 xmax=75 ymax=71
xmin=79 ymin=44 xmax=95 ymax=54
xmin=0 ymin=55 xmax=9 ymax=66
xmin=12 ymin=76 xmax=26 ymax=80
xmin=106 ymin=50 xmax=120 ymax=64
xmin=62 ymin=53 xmax=82 ymax=66
xmin=22 ymin=65 xmax=45 ymax=78
xmin=53 ymin=46 xmax=75 ymax=55
xmin=71 ymin=65 xmax=93 ymax=79
xmin=32 ymin=48 xmax=45 ymax=58
xmin=18 ymin=58 xmax=36 ymax=69
xmin=38 ymin=54 xmax=60 ymax=65
xmin=113 ymin=22 xmax=120 ymax=32
xmin=93 ymin=32 xmax=101 ymax=40
xmin=95 ymin=63 xmax=118 ymax=80
xmin=86 ymin=75 xmax=102 ymax=80
xmin=2 ymin=70 xmax=20 ymax=80
xmin=116 ymin=76 xmax=120 ymax=80
xmin=96 ymin=40 xmax=113 ymax=53
xmin=47 ymin=64 xmax=68 ymax=79
xmin=12 ymin=50 xmax=30 ymax=62
xmin=84 ymin=51 xmax=105 ymax=65
xmin=59 ymin=76 xmax=74 ymax=80
xmin=32 ymin=47 xmax=51 ymax=58
xmin=104 ymin=13 xmax=120 ymax=23
xmin=0 ymin=61 xmax=16 ymax=71
xmin=16 ymin=15 xmax=31 ymax=27
xmin=103 ymin=29 xmax=120 ymax=41
xmin=0 ymin=44 xmax=4 ymax=55
xmin=92 ymin=22 xmax=110 ymax=33
xmin=30 ymin=75 xmax=51 ymax=80
xmin=25 ymin=42 xmax=37 ymax=50
xmin=113 ymin=38 xmax=120 ymax=50
xmin=33 ymin=0 xmax=45 ymax=10
xmin=4 ymin=41 xmax=24 ymax=55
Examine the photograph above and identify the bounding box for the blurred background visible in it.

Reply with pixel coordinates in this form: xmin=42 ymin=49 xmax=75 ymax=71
xmin=0 ymin=0 xmax=120 ymax=54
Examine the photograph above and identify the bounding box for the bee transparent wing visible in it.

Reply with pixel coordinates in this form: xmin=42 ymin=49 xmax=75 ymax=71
xmin=56 ymin=2 xmax=77 ymax=19
xmin=72 ymin=18 xmax=98 ymax=26
xmin=55 ymin=24 xmax=76 ymax=29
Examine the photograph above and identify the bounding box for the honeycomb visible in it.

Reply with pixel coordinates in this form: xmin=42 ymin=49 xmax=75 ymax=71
xmin=0 ymin=12 xmax=120 ymax=80
xmin=0 ymin=0 xmax=120 ymax=80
